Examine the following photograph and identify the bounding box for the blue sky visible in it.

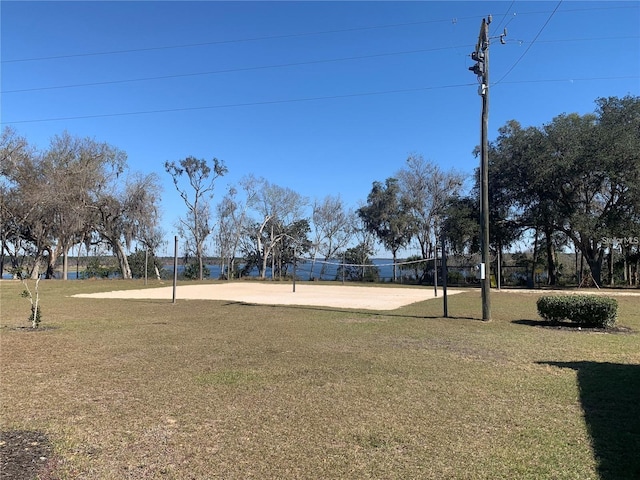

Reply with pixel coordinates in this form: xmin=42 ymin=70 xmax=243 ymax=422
xmin=2 ymin=1 xmax=639 ymax=256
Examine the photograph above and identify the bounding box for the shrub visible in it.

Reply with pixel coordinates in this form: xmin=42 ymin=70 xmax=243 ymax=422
xmin=537 ymin=295 xmax=618 ymax=328
xmin=128 ymin=249 xmax=165 ymax=279
xmin=83 ymin=258 xmax=118 ymax=279
xmin=447 ymin=270 xmax=464 ymax=285
xmin=28 ymin=305 xmax=42 ymax=328
xmin=20 ymin=277 xmax=42 ymax=328
xmin=182 ymin=263 xmax=210 ymax=280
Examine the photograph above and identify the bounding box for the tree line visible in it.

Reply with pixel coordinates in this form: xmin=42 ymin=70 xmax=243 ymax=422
xmin=2 ymin=95 xmax=638 ymax=286
xmin=164 ymin=153 xmax=464 ymax=282
xmin=0 ymin=125 xmax=461 ymax=282
xmin=1 ymin=129 xmax=162 ymax=280
xmin=444 ymin=95 xmax=640 ymax=287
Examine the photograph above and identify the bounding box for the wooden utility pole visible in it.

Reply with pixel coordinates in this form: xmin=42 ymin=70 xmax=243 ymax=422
xmin=470 ymin=16 xmax=492 ymax=321
xmin=441 ymin=231 xmax=449 ymax=318
xmin=172 ymin=236 xmax=178 ymax=304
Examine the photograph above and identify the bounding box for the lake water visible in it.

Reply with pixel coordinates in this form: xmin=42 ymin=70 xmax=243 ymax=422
xmin=178 ymin=258 xmax=402 ymax=281
xmin=2 ymin=259 xmax=420 ymax=282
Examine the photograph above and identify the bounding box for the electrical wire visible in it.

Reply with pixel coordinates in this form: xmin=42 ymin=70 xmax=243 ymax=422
xmin=499 ymin=75 xmax=639 ymax=86
xmin=2 ymin=75 xmax=637 ymax=126
xmin=3 ymin=3 xmax=635 ymax=64
xmin=493 ymin=0 xmax=563 ymax=86
xmin=4 ymin=34 xmax=637 ymax=95
xmin=1 ymin=16 xmax=481 ymax=64
xmin=2 ymin=44 xmax=473 ymax=94
xmin=2 ymin=83 xmax=476 ymax=125
xmin=493 ymin=0 xmax=516 ymax=33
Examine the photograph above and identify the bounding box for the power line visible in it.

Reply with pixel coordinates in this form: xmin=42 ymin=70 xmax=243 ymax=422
xmin=494 ymin=1 xmax=563 ymax=86
xmin=493 ymin=0 xmax=516 ymax=32
xmin=1 ymin=17 xmax=481 ymax=64
xmin=2 ymin=75 xmax=636 ymax=126
xmin=499 ymin=75 xmax=640 ymax=86
xmin=2 ymin=44 xmax=473 ymax=94
xmin=2 ymin=83 xmax=476 ymax=125
xmin=4 ymin=35 xmax=637 ymax=95
xmin=3 ymin=3 xmax=635 ymax=64
xmin=531 ymin=35 xmax=639 ymax=45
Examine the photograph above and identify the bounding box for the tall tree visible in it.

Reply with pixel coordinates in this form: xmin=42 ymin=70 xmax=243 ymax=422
xmin=0 ymin=128 xmax=36 ymax=277
xmin=310 ymin=195 xmax=354 ymax=279
xmin=272 ymin=219 xmax=312 ymax=278
xmin=397 ymin=154 xmax=465 ymax=261
xmin=357 ymin=178 xmax=413 ymax=281
xmin=165 ymin=156 xmax=227 ymax=280
xmin=1 ymin=130 xmax=127 ymax=279
xmin=484 ymin=96 xmax=640 ymax=285
xmin=2 ymin=129 xmax=162 ymax=280
xmin=591 ymin=95 xmax=640 ymax=285
xmin=240 ymin=179 xmax=308 ymax=279
xmin=484 ymin=122 xmax=546 ymax=281
xmin=94 ymin=173 xmax=162 ymax=279
xmin=396 ymin=154 xmax=465 ymax=282
xmin=215 ymin=176 xmax=258 ymax=279
xmin=42 ymin=132 xmax=127 ymax=279
xmin=216 ymin=189 xmax=241 ymax=280
xmin=595 ymin=95 xmax=640 ymax=238
xmin=441 ymin=195 xmax=480 ymax=256
xmin=336 ymin=242 xmax=379 ymax=282
xmin=2 ymin=140 xmax=57 ymax=279
xmin=0 ymin=127 xmax=29 ymax=176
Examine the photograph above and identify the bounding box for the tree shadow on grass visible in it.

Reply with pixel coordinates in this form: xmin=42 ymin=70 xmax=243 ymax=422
xmin=225 ymin=301 xmax=480 ymax=321
xmin=514 ymin=319 xmax=572 ymax=328
xmin=513 ymin=319 xmax=635 ymax=334
xmin=540 ymin=361 xmax=640 ymax=480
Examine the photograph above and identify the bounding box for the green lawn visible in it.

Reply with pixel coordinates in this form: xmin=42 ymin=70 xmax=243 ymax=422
xmin=1 ymin=279 xmax=639 ymax=479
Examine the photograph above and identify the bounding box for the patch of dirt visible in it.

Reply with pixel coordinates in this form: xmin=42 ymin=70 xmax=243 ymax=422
xmin=0 ymin=326 xmax=58 ymax=333
xmin=0 ymin=430 xmax=59 ymax=479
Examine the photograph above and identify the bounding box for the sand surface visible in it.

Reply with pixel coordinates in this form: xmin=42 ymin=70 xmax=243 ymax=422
xmin=73 ymin=282 xmax=463 ymax=311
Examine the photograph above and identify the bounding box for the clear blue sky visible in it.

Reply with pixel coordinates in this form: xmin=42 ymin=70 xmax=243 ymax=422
xmin=2 ymin=1 xmax=639 ymax=256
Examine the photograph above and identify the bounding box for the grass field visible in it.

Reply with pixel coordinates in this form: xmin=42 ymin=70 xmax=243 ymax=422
xmin=1 ymin=279 xmax=639 ymax=479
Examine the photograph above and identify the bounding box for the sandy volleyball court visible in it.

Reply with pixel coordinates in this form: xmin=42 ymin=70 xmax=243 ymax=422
xmin=73 ymin=282 xmax=463 ymax=311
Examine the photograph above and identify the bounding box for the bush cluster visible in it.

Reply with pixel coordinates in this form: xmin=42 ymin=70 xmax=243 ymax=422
xmin=536 ymin=295 xmax=618 ymax=328
xmin=127 ymin=249 xmax=166 ymax=279
xmin=182 ymin=263 xmax=210 ymax=280
xmin=83 ymin=258 xmax=119 ymax=279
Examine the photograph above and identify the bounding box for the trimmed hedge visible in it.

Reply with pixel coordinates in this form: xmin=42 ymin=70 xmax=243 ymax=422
xmin=536 ymin=295 xmax=618 ymax=328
